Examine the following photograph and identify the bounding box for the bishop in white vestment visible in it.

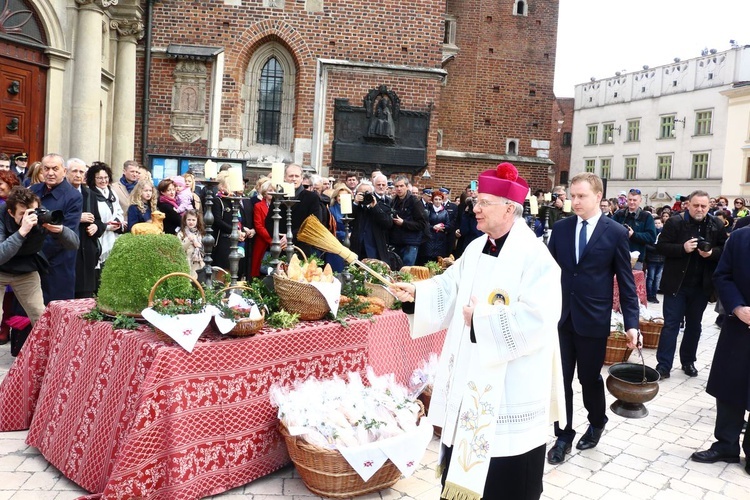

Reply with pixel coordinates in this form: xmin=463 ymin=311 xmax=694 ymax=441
xmin=391 ymin=163 xmax=564 ymax=500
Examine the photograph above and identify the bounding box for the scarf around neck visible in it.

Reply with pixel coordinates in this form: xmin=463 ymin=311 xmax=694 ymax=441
xmin=94 ymin=186 xmax=117 ymax=213
xmin=159 ymin=194 xmax=179 ymax=209
xmin=120 ymin=175 xmax=138 ymax=193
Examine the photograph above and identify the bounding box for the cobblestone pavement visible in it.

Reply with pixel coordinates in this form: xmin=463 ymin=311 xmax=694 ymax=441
xmin=1 ymin=299 xmax=749 ymax=499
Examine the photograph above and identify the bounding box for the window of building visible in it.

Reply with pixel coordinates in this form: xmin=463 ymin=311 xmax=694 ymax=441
xmin=506 ymin=139 xmax=518 ymax=155
xmin=691 ymin=153 xmax=709 ymax=179
xmin=244 ymin=42 xmax=296 ymax=151
xmin=660 ymin=115 xmax=675 ymax=139
xmin=695 ymin=110 xmax=713 ymax=136
xmin=443 ymin=15 xmax=457 ymax=46
xmin=624 ymin=157 xmax=638 ymax=180
xmin=562 ymin=132 xmax=571 ymax=146
xmin=513 ymin=0 xmax=528 ymax=16
xmin=627 ymin=119 xmax=640 ymax=142
xmin=600 ymin=158 xmax=611 ymax=179
xmin=657 ymin=155 xmax=672 ymax=180
xmin=584 ymin=159 xmax=595 ymax=173
xmin=602 ymin=123 xmax=615 ymax=144
xmin=587 ymin=125 xmax=598 ymax=145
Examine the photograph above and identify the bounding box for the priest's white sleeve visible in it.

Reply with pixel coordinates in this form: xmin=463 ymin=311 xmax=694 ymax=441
xmin=407 ymin=259 xmax=461 ymax=339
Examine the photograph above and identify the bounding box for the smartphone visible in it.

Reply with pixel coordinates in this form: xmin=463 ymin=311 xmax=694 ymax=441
xmin=470 ymin=180 xmax=478 ymax=191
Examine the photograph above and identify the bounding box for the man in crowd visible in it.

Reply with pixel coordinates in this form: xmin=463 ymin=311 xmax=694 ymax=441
xmin=111 ymin=160 xmax=141 ymax=223
xmin=390 ymin=175 xmax=427 ymax=266
xmin=0 ymin=186 xmax=79 ymax=324
xmin=350 ymin=180 xmax=394 ymax=264
xmin=0 ymin=153 xmax=10 ymax=171
xmin=547 ymin=172 xmax=639 ymax=464
xmin=66 ymin=159 xmax=106 ymax=298
xmin=264 ymin=163 xmax=323 ymax=257
xmin=372 ymin=174 xmax=391 ymax=205
xmin=389 ymin=162 xmax=564 ymax=499
xmin=345 ymin=172 xmax=359 ymax=191
xmin=654 ymin=190 xmax=726 ymax=379
xmin=13 ymin=152 xmax=28 ymax=183
xmin=690 ymin=224 xmax=750 ymax=473
xmin=547 ymin=185 xmax=569 ymax=227
xmin=611 ymin=188 xmax=657 ymax=270
xmin=441 ymin=187 xmax=458 ymax=254
xmin=29 ymin=153 xmax=83 ymax=303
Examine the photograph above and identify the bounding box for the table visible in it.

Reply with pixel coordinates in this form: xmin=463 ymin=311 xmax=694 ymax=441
xmin=0 ymin=300 xmax=444 ymax=500
xmin=612 ymin=269 xmax=647 ymax=312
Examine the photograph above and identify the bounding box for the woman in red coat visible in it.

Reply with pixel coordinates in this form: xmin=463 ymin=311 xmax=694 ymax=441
xmin=251 ymin=180 xmax=275 ymax=277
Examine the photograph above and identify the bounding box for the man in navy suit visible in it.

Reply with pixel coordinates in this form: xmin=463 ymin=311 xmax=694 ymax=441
xmin=547 ymin=172 xmax=640 ymax=464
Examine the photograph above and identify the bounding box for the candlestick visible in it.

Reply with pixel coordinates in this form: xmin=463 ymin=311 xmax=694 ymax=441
xmin=281 ymin=198 xmax=300 ymax=262
xmin=281 ymin=182 xmax=295 ymax=197
xmin=271 ymin=163 xmax=284 ymax=186
xmin=543 ymin=192 xmax=552 ymax=202
xmin=268 ymin=192 xmax=285 ymax=271
xmin=226 ymin=195 xmax=244 ymax=286
xmin=200 ymin=178 xmax=219 ymax=289
xmin=339 ymin=193 xmax=353 ymax=215
xmin=529 ymin=196 xmax=538 ymax=215
xmin=204 ymin=159 xmax=218 ymax=180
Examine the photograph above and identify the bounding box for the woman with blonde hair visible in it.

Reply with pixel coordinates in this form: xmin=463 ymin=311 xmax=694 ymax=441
xmin=250 ymin=179 xmax=275 ymax=277
xmin=126 ymin=179 xmax=158 ymax=230
xmin=22 ymin=161 xmax=44 ymax=187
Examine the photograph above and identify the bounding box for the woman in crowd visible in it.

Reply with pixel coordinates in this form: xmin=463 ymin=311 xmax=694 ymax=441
xmin=251 ymin=179 xmax=275 ymax=277
xmin=86 ymin=162 xmax=124 ymax=286
xmin=209 ymin=172 xmax=234 ymax=272
xmin=126 ymin=179 xmax=157 ymax=230
xmin=177 ymin=209 xmax=205 ymax=280
xmin=425 ymin=190 xmax=451 ymax=261
xmin=22 ymin=161 xmax=44 ymax=187
xmin=731 ymin=197 xmax=748 ymax=219
xmin=0 ymin=170 xmax=20 ymax=203
xmin=156 ymin=178 xmax=183 ymax=235
xmin=326 ymin=184 xmax=352 ymax=272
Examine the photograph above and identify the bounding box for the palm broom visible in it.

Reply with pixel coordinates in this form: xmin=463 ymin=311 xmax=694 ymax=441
xmin=296 ymin=215 xmax=393 ymax=286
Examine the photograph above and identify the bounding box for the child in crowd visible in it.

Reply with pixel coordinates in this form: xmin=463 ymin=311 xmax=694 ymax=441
xmin=177 ymin=209 xmax=205 ymax=280
xmin=171 ymin=176 xmax=194 ymax=214
xmin=126 ymin=179 xmax=157 ymax=230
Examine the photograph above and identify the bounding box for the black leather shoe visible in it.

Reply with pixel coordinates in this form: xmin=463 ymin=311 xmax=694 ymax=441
xmin=690 ymin=449 xmax=740 ymax=463
xmin=656 ymin=366 xmax=670 ymax=380
xmin=576 ymin=425 xmax=604 ymax=450
xmin=546 ymin=440 xmax=571 ymax=465
xmin=682 ymin=363 xmax=698 ymax=377
xmin=745 ymin=461 xmax=750 ymax=475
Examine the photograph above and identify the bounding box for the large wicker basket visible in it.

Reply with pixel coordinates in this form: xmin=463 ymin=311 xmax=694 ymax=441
xmin=604 ymin=332 xmax=633 ymax=365
xmin=272 ymin=274 xmax=330 ymax=320
xmin=639 ymin=320 xmax=663 ymax=349
xmin=279 ymin=422 xmax=402 ymax=498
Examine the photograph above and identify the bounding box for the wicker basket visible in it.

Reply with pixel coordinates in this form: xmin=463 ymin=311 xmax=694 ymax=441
xmin=279 ymin=422 xmax=402 ymax=498
xmin=272 ymin=274 xmax=331 ymax=321
xmin=364 ymin=282 xmax=396 ymax=309
xmin=604 ymin=333 xmax=633 ymax=365
xmin=148 ymin=272 xmax=207 ymax=342
xmin=219 ymin=285 xmax=265 ymax=337
xmin=639 ymin=320 xmax=663 ymax=349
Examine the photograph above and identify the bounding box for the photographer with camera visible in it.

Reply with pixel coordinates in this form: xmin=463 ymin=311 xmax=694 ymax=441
xmin=654 ymin=190 xmax=726 ymax=379
xmin=0 ymin=186 xmax=78 ymax=326
xmin=546 ymin=185 xmax=570 ymax=228
xmin=349 ymin=180 xmax=395 ymax=266
xmin=612 ymin=188 xmax=656 ymax=270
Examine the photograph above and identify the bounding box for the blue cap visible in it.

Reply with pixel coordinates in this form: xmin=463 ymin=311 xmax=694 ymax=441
xmin=439 ymin=187 xmax=450 ymax=194
xmin=422 ymin=188 xmax=432 ymax=195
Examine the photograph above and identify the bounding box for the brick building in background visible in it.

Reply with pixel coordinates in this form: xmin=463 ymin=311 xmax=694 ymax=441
xmin=549 ymin=96 xmax=574 ymax=186
xmin=1 ymin=1 xmax=559 ymax=193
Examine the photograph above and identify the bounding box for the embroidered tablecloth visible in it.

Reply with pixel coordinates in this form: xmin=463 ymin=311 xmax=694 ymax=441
xmin=612 ymin=270 xmax=647 ymax=312
xmin=0 ymin=300 xmax=444 ymax=500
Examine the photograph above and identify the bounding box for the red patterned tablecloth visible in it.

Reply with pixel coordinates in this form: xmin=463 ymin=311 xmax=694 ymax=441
xmin=0 ymin=301 xmax=444 ymax=500
xmin=612 ymin=270 xmax=647 ymax=312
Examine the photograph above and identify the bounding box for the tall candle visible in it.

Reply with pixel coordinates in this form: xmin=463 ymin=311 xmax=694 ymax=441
xmin=340 ymin=193 xmax=353 ymax=214
xmin=228 ymin=169 xmax=244 ymax=193
xmin=543 ymin=192 xmax=552 ymax=202
xmin=282 ymin=182 xmax=295 ymax=197
xmin=204 ymin=159 xmax=217 ymax=180
xmin=271 ymin=163 xmax=284 ymax=186
xmin=563 ymin=199 xmax=572 ymax=213
xmin=529 ymin=196 xmax=538 ymax=215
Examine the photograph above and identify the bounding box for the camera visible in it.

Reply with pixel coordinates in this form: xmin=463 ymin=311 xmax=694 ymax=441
xmin=361 ymin=192 xmax=375 ymax=206
xmin=35 ymin=207 xmax=63 ymax=226
xmin=622 ymin=224 xmax=631 ymax=231
xmin=696 ymin=236 xmax=712 ymax=252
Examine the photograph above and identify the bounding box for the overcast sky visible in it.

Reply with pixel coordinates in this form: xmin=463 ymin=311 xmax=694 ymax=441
xmin=554 ymin=0 xmax=750 ymax=97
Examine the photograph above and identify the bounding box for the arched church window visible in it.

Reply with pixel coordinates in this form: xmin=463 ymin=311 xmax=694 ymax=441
xmin=513 ymin=0 xmax=528 ymax=16
xmin=256 ymin=57 xmax=284 ymax=145
xmin=0 ymin=0 xmax=47 ymax=46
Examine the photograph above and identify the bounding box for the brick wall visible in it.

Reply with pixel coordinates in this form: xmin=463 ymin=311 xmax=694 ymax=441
xmin=550 ymin=96 xmax=574 ymax=185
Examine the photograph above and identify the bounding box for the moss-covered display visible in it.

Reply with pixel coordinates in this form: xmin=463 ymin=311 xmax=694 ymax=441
xmin=97 ymin=234 xmax=193 ymax=315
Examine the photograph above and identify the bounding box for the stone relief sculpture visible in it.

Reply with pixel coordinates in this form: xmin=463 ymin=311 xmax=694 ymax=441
xmin=170 ymin=61 xmax=208 ymax=143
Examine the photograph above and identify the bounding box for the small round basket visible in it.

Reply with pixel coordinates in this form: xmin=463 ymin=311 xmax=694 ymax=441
xmin=219 ymin=285 xmax=265 ymax=337
xmin=272 ymin=274 xmax=330 ymax=321
xmin=639 ymin=320 xmax=663 ymax=349
xmin=148 ymin=272 xmax=207 ymax=342
xmin=604 ymin=332 xmax=633 ymax=365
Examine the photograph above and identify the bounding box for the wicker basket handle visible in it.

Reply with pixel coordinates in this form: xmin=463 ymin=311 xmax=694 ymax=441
xmin=148 ymin=272 xmax=206 ymax=307
xmin=292 ymin=245 xmax=307 ymax=261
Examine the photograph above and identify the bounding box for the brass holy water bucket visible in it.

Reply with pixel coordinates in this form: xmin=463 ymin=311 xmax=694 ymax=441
xmin=606 ymin=340 xmax=660 ymax=418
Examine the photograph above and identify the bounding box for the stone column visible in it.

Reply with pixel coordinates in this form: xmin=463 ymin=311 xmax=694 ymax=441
xmin=70 ymin=0 xmax=106 ymax=163
xmin=110 ymin=19 xmax=143 ymax=175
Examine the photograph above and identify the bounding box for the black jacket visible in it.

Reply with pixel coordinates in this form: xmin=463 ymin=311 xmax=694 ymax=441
xmin=389 ymin=193 xmax=428 ymax=247
xmin=656 ymin=212 xmax=726 ymax=296
xmin=350 ymin=197 xmax=394 ymax=263
xmin=264 ymin=186 xmax=324 ymax=258
xmin=612 ymin=208 xmax=657 ymax=262
xmin=75 ymin=186 xmax=107 ymax=295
